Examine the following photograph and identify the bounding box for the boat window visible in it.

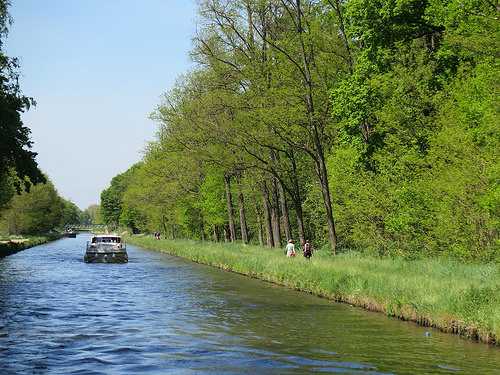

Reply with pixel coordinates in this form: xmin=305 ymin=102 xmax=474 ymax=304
xmin=91 ymin=237 xmax=96 ymax=243
xmin=94 ymin=237 xmax=120 ymax=243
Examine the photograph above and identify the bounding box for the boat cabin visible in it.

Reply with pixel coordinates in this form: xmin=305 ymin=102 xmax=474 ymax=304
xmin=85 ymin=234 xmax=128 ymax=263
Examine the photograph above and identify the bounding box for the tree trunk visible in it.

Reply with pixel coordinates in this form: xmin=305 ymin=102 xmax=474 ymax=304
xmin=224 ymin=224 xmax=231 ymax=242
xmin=278 ymin=180 xmax=292 ymax=242
xmin=295 ymin=0 xmax=337 ymax=254
xmin=261 ymin=182 xmax=274 ymax=247
xmin=213 ymin=225 xmax=219 ymax=242
xmin=294 ymin=200 xmax=306 ymax=246
xmin=237 ymin=180 xmax=249 ymax=244
xmin=161 ymin=216 xmax=168 ymax=236
xmin=316 ymin=154 xmax=337 ymax=254
xmin=271 ymin=177 xmax=281 ymax=247
xmin=330 ymin=0 xmax=354 ymax=72
xmin=255 ymin=203 xmax=264 ymax=247
xmin=289 ymin=150 xmax=305 ymax=246
xmin=224 ymin=173 xmax=236 ymax=242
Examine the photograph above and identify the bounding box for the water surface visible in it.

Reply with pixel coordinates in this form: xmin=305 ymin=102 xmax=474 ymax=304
xmin=0 ymin=235 xmax=498 ymax=374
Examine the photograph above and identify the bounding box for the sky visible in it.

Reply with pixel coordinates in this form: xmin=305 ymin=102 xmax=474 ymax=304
xmin=5 ymin=0 xmax=196 ymax=209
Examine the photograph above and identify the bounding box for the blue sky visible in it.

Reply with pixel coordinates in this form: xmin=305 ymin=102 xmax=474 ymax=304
xmin=6 ymin=0 xmax=196 ymax=209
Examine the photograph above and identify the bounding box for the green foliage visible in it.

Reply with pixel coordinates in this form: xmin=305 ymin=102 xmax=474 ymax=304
xmin=327 ymin=0 xmax=499 ymax=261
xmin=100 ymin=187 xmax=121 ymax=227
xmin=80 ymin=204 xmax=102 ymax=225
xmin=100 ymin=164 xmax=142 ymax=228
xmin=60 ymin=199 xmax=81 ymax=227
xmin=119 ymin=203 xmax=147 ymax=234
xmin=198 ymin=168 xmax=227 ymax=227
xmin=422 ymin=60 xmax=499 ymax=260
xmin=0 ymin=180 xmax=64 ymax=234
xmin=0 ymin=0 xmax=45 ymax=194
xmin=0 ymin=168 xmax=16 ymax=209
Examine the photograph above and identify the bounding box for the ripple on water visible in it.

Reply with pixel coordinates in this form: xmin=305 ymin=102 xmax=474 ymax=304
xmin=102 ymin=346 xmax=143 ymax=355
xmin=64 ymin=369 xmax=109 ymax=375
xmin=69 ymin=356 xmax=117 ymax=366
xmin=437 ymin=364 xmax=462 ymax=372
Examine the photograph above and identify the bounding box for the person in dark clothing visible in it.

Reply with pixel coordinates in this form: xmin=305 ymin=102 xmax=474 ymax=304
xmin=303 ymin=240 xmax=313 ymax=260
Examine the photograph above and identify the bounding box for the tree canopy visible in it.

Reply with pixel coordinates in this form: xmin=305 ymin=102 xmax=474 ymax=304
xmin=103 ymin=0 xmax=498 ymax=261
xmin=0 ymin=0 xmax=45 ymax=208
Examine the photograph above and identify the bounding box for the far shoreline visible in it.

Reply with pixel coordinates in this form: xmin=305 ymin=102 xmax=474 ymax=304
xmin=0 ymin=234 xmax=63 ymax=258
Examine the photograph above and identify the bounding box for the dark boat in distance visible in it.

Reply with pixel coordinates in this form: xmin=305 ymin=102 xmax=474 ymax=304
xmin=64 ymin=228 xmax=77 ymax=238
xmin=84 ymin=235 xmax=128 ymax=263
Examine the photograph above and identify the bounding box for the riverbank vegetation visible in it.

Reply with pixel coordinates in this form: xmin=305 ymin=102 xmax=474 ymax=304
xmin=103 ymin=0 xmax=498 ymax=262
xmin=0 ymin=234 xmax=61 ymax=257
xmin=128 ymin=235 xmax=499 ymax=345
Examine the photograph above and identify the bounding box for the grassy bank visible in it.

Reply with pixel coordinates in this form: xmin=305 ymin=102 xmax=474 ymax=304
xmin=0 ymin=234 xmax=62 ymax=257
xmin=127 ymin=235 xmax=499 ymax=345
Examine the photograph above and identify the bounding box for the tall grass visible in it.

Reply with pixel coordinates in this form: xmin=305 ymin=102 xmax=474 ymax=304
xmin=127 ymin=236 xmax=500 ymax=345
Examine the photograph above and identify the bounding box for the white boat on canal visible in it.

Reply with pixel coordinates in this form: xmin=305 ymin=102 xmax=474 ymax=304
xmin=84 ymin=234 xmax=128 ymax=263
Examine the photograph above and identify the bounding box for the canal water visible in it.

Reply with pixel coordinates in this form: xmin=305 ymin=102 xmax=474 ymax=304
xmin=0 ymin=235 xmax=498 ymax=374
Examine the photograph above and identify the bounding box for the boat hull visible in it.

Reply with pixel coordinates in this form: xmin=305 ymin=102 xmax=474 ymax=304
xmin=84 ymin=251 xmax=128 ymax=263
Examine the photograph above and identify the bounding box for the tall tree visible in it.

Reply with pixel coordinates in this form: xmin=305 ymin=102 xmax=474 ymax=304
xmin=0 ymin=0 xmax=44 ymax=195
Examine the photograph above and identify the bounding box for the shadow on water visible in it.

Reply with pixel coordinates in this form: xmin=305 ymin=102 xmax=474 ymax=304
xmin=0 ymin=234 xmax=499 ymax=374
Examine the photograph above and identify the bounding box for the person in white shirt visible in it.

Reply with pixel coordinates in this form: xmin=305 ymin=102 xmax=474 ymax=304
xmin=285 ymin=239 xmax=296 ymax=257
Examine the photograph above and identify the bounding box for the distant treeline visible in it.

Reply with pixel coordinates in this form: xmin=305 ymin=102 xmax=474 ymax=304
xmin=0 ymin=173 xmax=102 ymax=234
xmin=101 ymin=0 xmax=498 ymax=261
xmin=0 ymin=178 xmax=80 ymax=234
